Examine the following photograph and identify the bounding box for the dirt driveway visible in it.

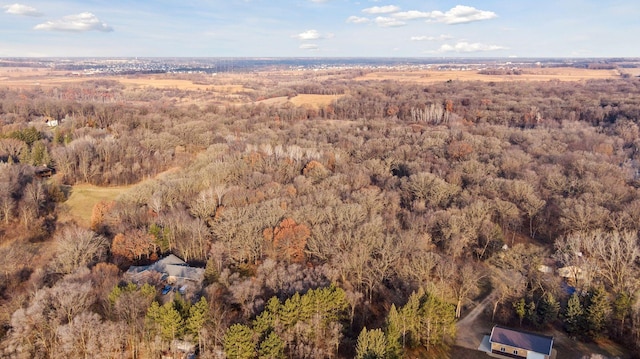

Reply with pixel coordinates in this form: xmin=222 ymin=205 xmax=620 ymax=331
xmin=455 ymin=292 xmax=496 ymax=350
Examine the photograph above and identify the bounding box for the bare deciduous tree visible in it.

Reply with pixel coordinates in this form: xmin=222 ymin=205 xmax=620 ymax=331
xmin=557 ymin=230 xmax=640 ymax=293
xmin=53 ymin=225 xmax=108 ymax=274
xmin=451 ymin=263 xmax=483 ymax=318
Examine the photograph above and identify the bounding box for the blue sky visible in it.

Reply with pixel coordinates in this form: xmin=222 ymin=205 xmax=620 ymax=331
xmin=1 ymin=1 xmax=638 ymax=57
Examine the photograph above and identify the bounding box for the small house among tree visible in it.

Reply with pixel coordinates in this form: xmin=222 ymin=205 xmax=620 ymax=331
xmin=34 ymin=165 xmax=55 ymax=178
xmin=45 ymin=118 xmax=59 ymax=127
xmin=483 ymin=325 xmax=554 ymax=359
xmin=125 ymin=254 xmax=204 ymax=291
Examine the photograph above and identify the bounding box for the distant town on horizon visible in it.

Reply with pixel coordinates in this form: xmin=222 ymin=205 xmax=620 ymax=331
xmin=2 ymin=57 xmax=640 ymax=76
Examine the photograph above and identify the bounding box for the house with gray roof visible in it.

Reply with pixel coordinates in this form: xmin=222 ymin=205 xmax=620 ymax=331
xmin=480 ymin=325 xmax=554 ymax=359
xmin=126 ymin=254 xmax=205 ymax=287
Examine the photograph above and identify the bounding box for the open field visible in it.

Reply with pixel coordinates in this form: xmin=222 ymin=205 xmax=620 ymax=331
xmin=289 ymin=94 xmax=341 ymax=108
xmin=0 ymin=67 xmax=69 ymax=87
xmin=254 ymin=94 xmax=343 ymax=108
xmin=0 ymin=67 xmax=254 ymax=92
xmin=355 ymin=67 xmax=620 ymax=83
xmin=1 ymin=66 xmax=623 ymax=93
xmin=620 ymin=67 xmax=640 ymax=77
xmin=115 ymin=77 xmax=254 ymax=92
xmin=0 ymin=65 xmax=625 ymax=111
xmin=59 ymin=183 xmax=131 ymax=227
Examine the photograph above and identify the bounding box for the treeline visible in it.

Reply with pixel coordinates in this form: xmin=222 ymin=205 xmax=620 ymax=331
xmin=1 ymin=74 xmax=640 ymax=358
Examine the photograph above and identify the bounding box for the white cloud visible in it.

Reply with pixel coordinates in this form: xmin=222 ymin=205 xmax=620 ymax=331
xmin=346 ymin=16 xmax=370 ymax=24
xmin=299 ymin=44 xmax=319 ymax=50
xmin=411 ymin=34 xmax=452 ymax=41
xmin=390 ymin=5 xmax=497 ymax=24
xmin=392 ymin=10 xmax=431 ymax=20
xmin=294 ymin=29 xmax=321 ymax=40
xmin=34 ymin=12 xmax=113 ymax=32
xmin=362 ymin=5 xmax=400 ymax=14
xmin=432 ymin=5 xmax=497 ymax=25
xmin=375 ymin=16 xmax=405 ymax=27
xmin=3 ymin=3 xmax=42 ymax=16
xmin=436 ymin=41 xmax=506 ymax=53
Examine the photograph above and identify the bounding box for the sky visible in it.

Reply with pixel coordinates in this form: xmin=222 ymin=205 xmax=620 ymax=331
xmin=1 ymin=0 xmax=638 ymax=58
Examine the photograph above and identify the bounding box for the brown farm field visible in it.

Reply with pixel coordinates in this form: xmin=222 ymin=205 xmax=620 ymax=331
xmin=115 ymin=77 xmax=253 ymax=92
xmin=0 ymin=67 xmax=254 ymax=92
xmin=355 ymin=67 xmax=620 ymax=83
xmin=1 ymin=66 xmax=622 ymax=92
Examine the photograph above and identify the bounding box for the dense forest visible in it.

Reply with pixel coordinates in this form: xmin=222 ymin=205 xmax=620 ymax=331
xmin=1 ymin=70 xmax=640 ymax=358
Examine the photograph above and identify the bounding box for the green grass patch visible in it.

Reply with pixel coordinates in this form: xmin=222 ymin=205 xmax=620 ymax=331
xmin=61 ymin=184 xmax=131 ymax=227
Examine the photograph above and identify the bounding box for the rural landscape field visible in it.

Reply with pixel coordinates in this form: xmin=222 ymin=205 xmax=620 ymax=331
xmin=2 ymin=56 xmax=640 ymax=359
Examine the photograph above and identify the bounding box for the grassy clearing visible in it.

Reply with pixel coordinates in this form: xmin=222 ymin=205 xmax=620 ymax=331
xmin=254 ymin=94 xmax=343 ymax=109
xmin=60 ymin=183 xmax=132 ymax=227
xmin=58 ymin=167 xmax=180 ymax=227
xmin=289 ymin=94 xmax=342 ymax=108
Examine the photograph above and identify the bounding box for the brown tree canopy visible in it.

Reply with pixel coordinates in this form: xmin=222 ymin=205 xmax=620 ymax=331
xmin=111 ymin=230 xmax=156 ymax=263
xmin=263 ymin=218 xmax=310 ymax=263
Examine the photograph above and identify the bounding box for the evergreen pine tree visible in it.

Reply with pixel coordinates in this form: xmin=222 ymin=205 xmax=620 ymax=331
xmin=186 ymin=297 xmax=208 ymax=341
xmin=513 ymin=298 xmax=526 ymax=326
xmin=565 ymin=292 xmax=584 ymax=336
xmin=400 ymin=289 xmax=422 ymax=347
xmin=356 ymin=327 xmax=387 ymax=359
xmin=203 ymin=257 xmax=219 ymax=286
xmin=145 ymin=300 xmax=184 ymax=341
xmin=526 ymin=300 xmax=539 ymax=327
xmin=53 ymin=128 xmax=63 ymax=144
xmin=538 ymin=292 xmax=560 ymax=326
xmin=585 ymin=286 xmax=610 ymax=338
xmin=224 ymin=324 xmax=256 ymax=359
xmin=418 ymin=292 xmax=456 ymax=348
xmin=158 ymin=302 xmax=184 ymax=341
xmin=258 ymin=331 xmax=285 ymax=359
xmin=384 ymin=304 xmax=402 ymax=358
xmin=613 ymin=291 xmax=631 ymax=337
xmin=29 ymin=141 xmax=51 ymax=166
xmin=254 ymin=297 xmax=280 ymax=338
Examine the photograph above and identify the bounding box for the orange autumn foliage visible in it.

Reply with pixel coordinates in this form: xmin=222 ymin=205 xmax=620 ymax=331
xmin=446 ymin=140 xmax=473 ymax=161
xmin=302 ymin=160 xmax=329 ymax=182
xmin=111 ymin=229 xmax=156 ymax=262
xmin=302 ymin=160 xmax=325 ymax=174
xmin=263 ymin=218 xmax=310 ymax=263
xmin=445 ymin=99 xmax=454 ymax=112
xmin=90 ymin=200 xmax=115 ymax=232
